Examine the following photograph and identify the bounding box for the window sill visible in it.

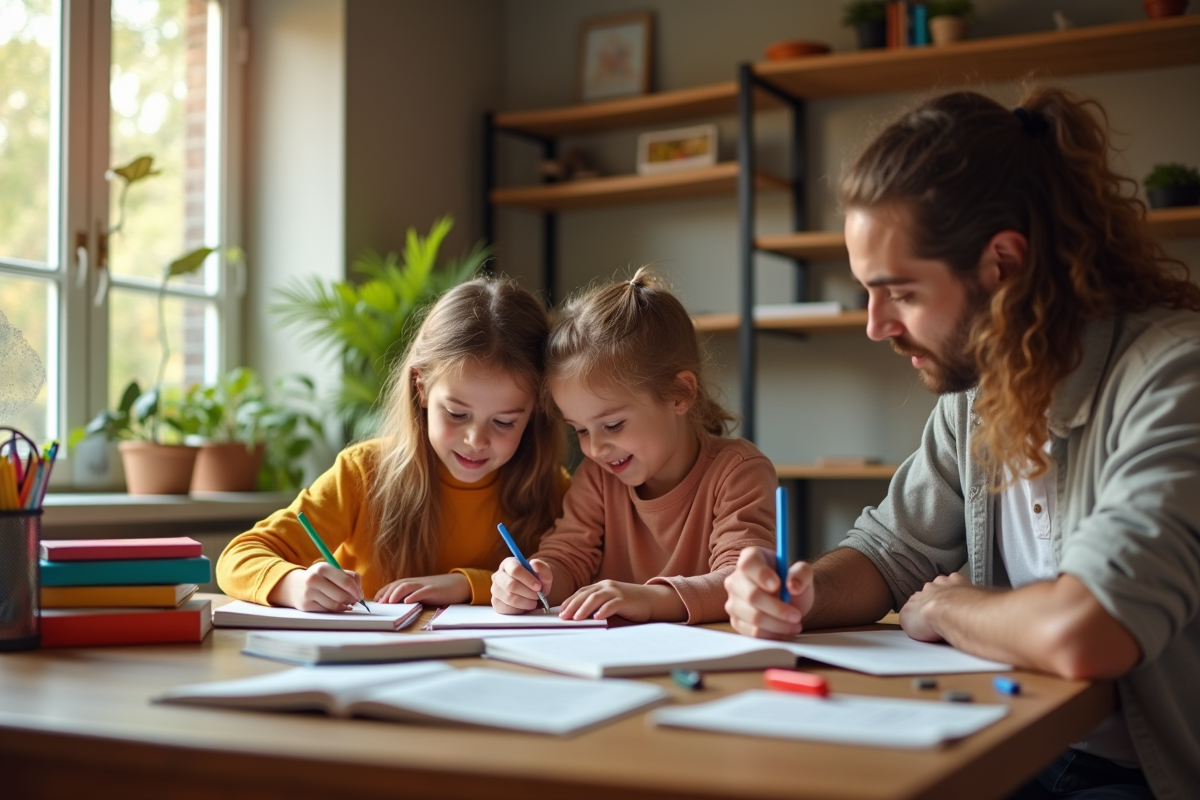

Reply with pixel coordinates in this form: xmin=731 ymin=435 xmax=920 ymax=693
xmin=43 ymin=492 xmax=295 ymax=530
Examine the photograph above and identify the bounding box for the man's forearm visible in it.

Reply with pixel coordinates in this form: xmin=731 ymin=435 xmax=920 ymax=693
xmin=922 ymin=576 xmax=1141 ymax=679
xmin=806 ymin=548 xmax=895 ymax=629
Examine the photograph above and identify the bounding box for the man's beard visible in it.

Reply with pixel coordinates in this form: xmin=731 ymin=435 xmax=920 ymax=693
xmin=891 ymin=288 xmax=986 ymax=395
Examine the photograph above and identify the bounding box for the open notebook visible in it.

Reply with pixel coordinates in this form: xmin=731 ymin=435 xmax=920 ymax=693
xmin=213 ymin=600 xmax=422 ymax=631
xmin=653 ymin=690 xmax=1008 ymax=748
xmin=483 ymin=623 xmax=797 ymax=678
xmin=156 ymin=662 xmax=667 ymax=736
xmin=426 ymin=604 xmax=607 ymax=630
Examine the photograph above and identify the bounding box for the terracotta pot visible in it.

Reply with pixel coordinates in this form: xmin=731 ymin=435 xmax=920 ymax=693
xmin=929 ymin=15 xmax=968 ymax=46
xmin=190 ymin=442 xmax=265 ymax=493
xmin=117 ymin=441 xmax=199 ymax=495
xmin=1143 ymin=0 xmax=1189 ymax=19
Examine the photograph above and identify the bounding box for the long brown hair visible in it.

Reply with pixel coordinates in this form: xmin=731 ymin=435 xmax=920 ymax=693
xmin=546 ymin=266 xmax=736 ymax=437
xmin=840 ymin=86 xmax=1200 ymax=483
xmin=370 ymin=277 xmax=564 ymax=578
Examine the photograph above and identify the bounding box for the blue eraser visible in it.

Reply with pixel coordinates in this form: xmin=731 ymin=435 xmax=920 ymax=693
xmin=993 ymin=676 xmax=1021 ymax=695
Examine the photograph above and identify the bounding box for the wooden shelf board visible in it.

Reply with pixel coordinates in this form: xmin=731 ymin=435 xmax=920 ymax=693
xmin=755 ymin=206 xmax=1200 ymax=260
xmin=776 ymin=463 xmax=899 ymax=480
xmin=491 ymin=164 xmax=789 ymax=211
xmin=495 ymin=82 xmax=740 ymax=137
xmin=693 ymin=309 xmax=869 ymax=334
xmin=1147 ymin=205 xmax=1200 ymax=238
xmin=756 ymin=231 xmax=848 ymax=260
xmin=754 ymin=16 xmax=1200 ymax=99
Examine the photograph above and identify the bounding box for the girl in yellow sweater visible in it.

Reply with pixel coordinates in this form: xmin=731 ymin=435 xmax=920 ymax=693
xmin=217 ymin=277 xmax=566 ymax=611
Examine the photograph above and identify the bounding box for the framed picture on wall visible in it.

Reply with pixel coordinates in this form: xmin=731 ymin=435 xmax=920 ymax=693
xmin=577 ymin=11 xmax=654 ymax=103
xmin=636 ymin=124 xmax=718 ymax=175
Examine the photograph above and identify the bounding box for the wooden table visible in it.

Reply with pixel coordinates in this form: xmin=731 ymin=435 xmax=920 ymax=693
xmin=0 ymin=599 xmax=1113 ymax=800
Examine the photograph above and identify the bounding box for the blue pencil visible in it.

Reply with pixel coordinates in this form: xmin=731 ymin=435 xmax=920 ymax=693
xmin=776 ymin=485 xmax=790 ymax=603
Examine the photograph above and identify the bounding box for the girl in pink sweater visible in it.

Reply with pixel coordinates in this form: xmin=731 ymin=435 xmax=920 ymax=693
xmin=491 ymin=268 xmax=777 ymax=624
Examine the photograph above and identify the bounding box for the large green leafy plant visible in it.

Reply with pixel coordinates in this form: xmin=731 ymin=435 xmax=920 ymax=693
xmin=271 ymin=217 xmax=490 ymax=439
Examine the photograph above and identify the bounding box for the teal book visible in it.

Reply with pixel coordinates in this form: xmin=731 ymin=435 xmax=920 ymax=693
xmin=40 ymin=556 xmax=212 ymax=587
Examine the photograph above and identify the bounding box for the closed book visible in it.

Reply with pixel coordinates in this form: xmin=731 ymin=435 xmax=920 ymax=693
xmin=242 ymin=630 xmax=485 ymax=665
xmin=39 ymin=598 xmax=213 ymax=647
xmin=40 ymin=537 xmax=203 ymax=561
xmin=40 ymin=556 xmax=211 ymax=587
xmin=40 ymin=583 xmax=199 ymax=608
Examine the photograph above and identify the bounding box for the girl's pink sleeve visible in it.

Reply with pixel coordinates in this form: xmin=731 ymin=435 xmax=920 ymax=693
xmin=531 ymin=459 xmax=607 ymax=603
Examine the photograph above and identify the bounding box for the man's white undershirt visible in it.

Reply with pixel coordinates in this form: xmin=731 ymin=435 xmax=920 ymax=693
xmin=996 ymin=443 xmax=1139 ymax=769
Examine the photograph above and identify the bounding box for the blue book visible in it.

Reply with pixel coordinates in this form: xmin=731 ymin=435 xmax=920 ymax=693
xmin=912 ymin=4 xmax=929 ymax=46
xmin=40 ymin=556 xmax=212 ymax=587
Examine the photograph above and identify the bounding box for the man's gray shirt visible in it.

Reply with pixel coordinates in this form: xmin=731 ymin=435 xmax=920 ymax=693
xmin=841 ymin=306 xmax=1200 ymax=799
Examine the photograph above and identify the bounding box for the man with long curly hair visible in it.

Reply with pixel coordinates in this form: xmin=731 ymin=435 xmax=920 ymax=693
xmin=724 ymin=87 xmax=1200 ymax=799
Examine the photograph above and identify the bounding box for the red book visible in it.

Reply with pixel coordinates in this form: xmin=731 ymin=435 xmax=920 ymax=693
xmin=40 ymin=537 xmax=203 ymax=562
xmin=39 ymin=598 xmax=213 ymax=647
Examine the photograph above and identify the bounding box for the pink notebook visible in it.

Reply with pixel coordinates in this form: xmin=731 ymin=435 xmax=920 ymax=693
xmin=40 ymin=537 xmax=204 ymax=561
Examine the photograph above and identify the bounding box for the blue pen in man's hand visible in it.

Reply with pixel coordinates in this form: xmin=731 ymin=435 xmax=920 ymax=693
xmin=497 ymin=523 xmax=551 ymax=613
xmin=775 ymin=486 xmax=790 ymax=603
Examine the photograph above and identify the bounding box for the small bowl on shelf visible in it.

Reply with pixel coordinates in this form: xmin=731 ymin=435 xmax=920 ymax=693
xmin=764 ymin=40 xmax=831 ymax=61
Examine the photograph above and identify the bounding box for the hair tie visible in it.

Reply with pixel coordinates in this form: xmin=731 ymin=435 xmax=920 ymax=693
xmin=1013 ymin=107 xmax=1049 ymax=138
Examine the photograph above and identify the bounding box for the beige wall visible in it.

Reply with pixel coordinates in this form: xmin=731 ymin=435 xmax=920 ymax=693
xmin=497 ymin=0 xmax=1200 ymax=551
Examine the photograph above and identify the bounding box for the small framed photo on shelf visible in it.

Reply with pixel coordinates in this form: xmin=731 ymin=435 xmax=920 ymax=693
xmin=577 ymin=11 xmax=654 ymax=103
xmin=636 ymin=124 xmax=718 ymax=175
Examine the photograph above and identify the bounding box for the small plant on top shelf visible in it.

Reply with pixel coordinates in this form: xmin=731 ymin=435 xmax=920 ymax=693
xmin=1143 ymin=163 xmax=1200 ymax=209
xmin=925 ymin=0 xmax=975 ymax=17
xmin=842 ymin=0 xmax=888 ymax=50
xmin=926 ymin=0 xmax=975 ymax=45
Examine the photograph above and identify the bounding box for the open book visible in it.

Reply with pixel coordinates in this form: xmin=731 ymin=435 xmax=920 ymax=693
xmin=426 ymin=604 xmax=607 ymax=630
xmin=156 ymin=662 xmax=667 ymax=735
xmin=653 ymin=690 xmax=1008 ymax=748
xmin=483 ymin=623 xmax=797 ymax=678
xmin=213 ymin=599 xmax=422 ymax=632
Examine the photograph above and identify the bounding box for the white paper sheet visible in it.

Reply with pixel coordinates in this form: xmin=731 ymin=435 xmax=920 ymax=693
xmin=782 ymin=629 xmax=1010 ymax=675
xmin=213 ymin=599 xmax=422 ymax=631
xmin=357 ymin=668 xmax=668 ymax=735
xmin=426 ymin=604 xmax=607 ymax=629
xmin=653 ymin=689 xmax=1008 ymax=748
xmin=483 ymin=622 xmax=796 ymax=678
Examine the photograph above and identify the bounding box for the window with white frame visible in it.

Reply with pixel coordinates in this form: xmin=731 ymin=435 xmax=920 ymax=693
xmin=0 ymin=0 xmax=242 ymax=481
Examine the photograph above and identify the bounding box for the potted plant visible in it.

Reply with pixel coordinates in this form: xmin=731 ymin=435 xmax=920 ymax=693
xmin=1144 ymin=163 xmax=1200 ymax=209
xmin=171 ymin=368 xmax=324 ymax=493
xmin=1143 ymin=0 xmax=1189 ymax=19
xmin=927 ymin=0 xmax=974 ymax=46
xmin=79 ymin=155 xmax=226 ymax=493
xmin=74 ymin=379 xmax=198 ymax=494
xmin=271 ymin=216 xmax=490 ymax=441
xmin=842 ymin=1 xmax=888 ymax=50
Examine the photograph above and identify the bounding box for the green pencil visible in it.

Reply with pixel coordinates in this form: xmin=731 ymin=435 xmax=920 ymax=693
xmin=297 ymin=511 xmax=372 ymax=614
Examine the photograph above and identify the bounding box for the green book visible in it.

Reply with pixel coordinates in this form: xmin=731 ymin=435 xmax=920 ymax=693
xmin=40 ymin=556 xmax=212 ymax=587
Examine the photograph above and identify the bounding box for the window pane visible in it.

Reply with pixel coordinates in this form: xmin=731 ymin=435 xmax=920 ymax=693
xmin=108 ymin=0 xmax=211 ymax=288
xmin=0 ymin=273 xmax=53 ymax=442
xmin=108 ymin=288 xmax=212 ymax=408
xmin=0 ymin=0 xmax=59 ymax=265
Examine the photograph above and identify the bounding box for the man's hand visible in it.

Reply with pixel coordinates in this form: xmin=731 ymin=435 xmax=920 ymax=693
xmin=724 ymin=547 xmax=815 ymax=639
xmin=898 ymin=572 xmax=969 ymax=641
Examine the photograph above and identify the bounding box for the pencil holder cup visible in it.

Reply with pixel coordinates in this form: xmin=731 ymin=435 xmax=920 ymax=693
xmin=0 ymin=509 xmax=41 ymax=651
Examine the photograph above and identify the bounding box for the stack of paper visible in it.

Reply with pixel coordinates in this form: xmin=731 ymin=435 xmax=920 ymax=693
xmin=425 ymin=604 xmax=608 ymax=630
xmin=782 ymin=630 xmax=1011 ymax=675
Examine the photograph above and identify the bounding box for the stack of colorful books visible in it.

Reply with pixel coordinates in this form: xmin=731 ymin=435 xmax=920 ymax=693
xmin=39 ymin=537 xmax=213 ymax=647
